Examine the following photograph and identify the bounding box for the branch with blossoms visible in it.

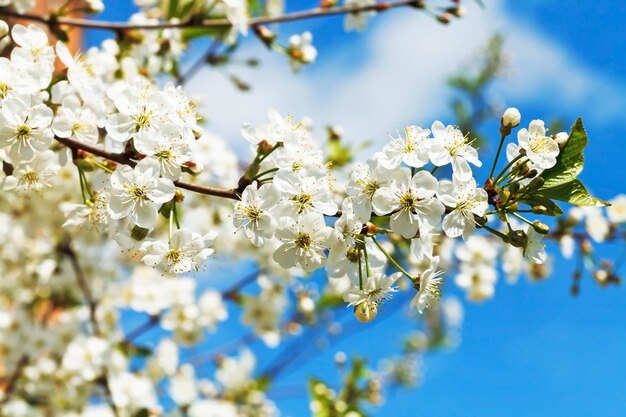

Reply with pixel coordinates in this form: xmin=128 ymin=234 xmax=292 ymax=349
xmin=0 ymin=1 xmax=623 ymax=417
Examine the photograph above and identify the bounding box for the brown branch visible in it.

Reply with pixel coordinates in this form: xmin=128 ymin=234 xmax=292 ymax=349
xmin=0 ymin=1 xmax=425 ymax=32
xmin=59 ymin=240 xmax=120 ymax=417
xmin=54 ymin=136 xmax=240 ymax=201
xmin=0 ymin=355 xmax=28 ymax=405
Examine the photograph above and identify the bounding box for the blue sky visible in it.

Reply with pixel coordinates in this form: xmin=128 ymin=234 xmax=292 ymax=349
xmin=88 ymin=1 xmax=626 ymax=416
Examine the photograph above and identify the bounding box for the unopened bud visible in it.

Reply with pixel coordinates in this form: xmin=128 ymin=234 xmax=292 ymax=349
xmin=437 ymin=13 xmax=452 ymax=24
xmin=484 ymin=178 xmax=495 ymax=190
xmin=446 ymin=6 xmax=465 ymax=17
xmin=526 ymin=177 xmax=545 ymax=192
xmin=0 ymin=20 xmax=9 ymax=40
xmin=580 ymin=239 xmax=592 ymax=254
xmin=354 ymin=303 xmax=377 ymax=323
xmin=366 ymin=222 xmax=377 ymax=235
xmin=501 ymin=107 xmax=521 ymax=128
xmin=526 ymin=169 xmax=538 ymax=179
xmin=193 ymin=128 xmax=203 ymax=140
xmin=131 ymin=225 xmax=150 ymax=241
xmin=253 ymin=25 xmax=276 ymax=47
xmin=507 ymin=230 xmax=527 ymax=247
xmin=532 ymin=221 xmax=550 ymax=235
xmin=554 ymin=132 xmax=569 ymax=148
xmin=182 ymin=161 xmax=203 ymax=176
xmin=509 ymin=182 xmax=521 ymax=194
xmin=499 ymin=189 xmax=511 ymax=204
xmin=531 ymin=205 xmax=548 ymax=215
xmin=320 ymin=0 xmax=337 ymax=7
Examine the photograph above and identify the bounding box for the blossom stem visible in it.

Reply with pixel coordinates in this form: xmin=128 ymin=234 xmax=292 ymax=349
xmin=488 ymin=135 xmax=506 ymax=179
xmin=494 ymin=154 xmax=523 ymax=184
xmin=371 ymin=236 xmax=413 ymax=280
xmin=172 ymin=201 xmax=181 ymax=229
xmin=510 ymin=211 xmax=535 ymax=228
xmin=363 ymin=241 xmax=371 ymax=277
xmin=252 ymin=167 xmax=279 ymax=181
xmin=480 ymin=223 xmax=509 ymax=243
xmin=168 ymin=206 xmax=174 ymax=244
xmin=430 ymin=166 xmax=439 ymax=175
xmin=358 ymin=257 xmax=364 ymax=290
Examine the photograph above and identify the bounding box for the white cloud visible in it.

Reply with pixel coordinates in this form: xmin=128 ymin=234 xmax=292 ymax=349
xmin=188 ymin=1 xmax=625 ymax=155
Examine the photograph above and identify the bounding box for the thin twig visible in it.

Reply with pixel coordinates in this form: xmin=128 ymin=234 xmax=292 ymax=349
xmin=0 ymin=1 xmax=425 ymax=32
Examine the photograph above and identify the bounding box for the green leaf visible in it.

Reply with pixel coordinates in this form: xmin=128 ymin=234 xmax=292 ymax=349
xmin=539 ymin=179 xmax=609 ymax=207
xmin=540 ymin=118 xmax=587 ymax=189
xmin=519 ymin=194 xmax=563 ymax=216
xmin=133 ymin=409 xmax=149 ymax=417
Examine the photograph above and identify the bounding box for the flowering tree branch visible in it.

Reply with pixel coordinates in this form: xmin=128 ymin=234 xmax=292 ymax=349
xmin=0 ymin=1 xmax=427 ymax=32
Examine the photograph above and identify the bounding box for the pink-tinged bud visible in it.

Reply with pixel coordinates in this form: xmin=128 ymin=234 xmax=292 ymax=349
xmin=502 ymin=107 xmax=521 ymax=128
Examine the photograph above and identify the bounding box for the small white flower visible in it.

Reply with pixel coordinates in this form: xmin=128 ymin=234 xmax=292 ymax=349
xmin=134 ymin=123 xmax=192 ymax=180
xmin=372 ymin=168 xmax=445 ymax=238
xmin=517 ymin=120 xmax=560 ymax=169
xmin=524 ymin=225 xmax=546 ymax=264
xmin=343 ymin=271 xmax=401 ymax=309
xmin=411 ymin=256 xmax=444 ymax=313
xmin=346 ymin=158 xmax=394 ymax=222
xmin=272 ymin=212 xmax=335 ymax=272
xmin=428 ymin=121 xmax=481 ymax=181
xmin=233 ymin=184 xmax=280 ymax=247
xmin=4 ymin=150 xmax=59 ymax=191
xmin=0 ymin=97 xmax=53 ymax=162
xmin=379 ymin=125 xmax=431 ymax=170
xmin=287 ymin=31 xmax=317 ymax=72
xmin=141 ymin=228 xmax=215 ymax=275
xmin=438 ymin=178 xmax=488 ymax=240
xmin=273 ymin=169 xmax=338 ymax=218
xmin=52 ymin=95 xmax=99 ymax=144
xmin=108 ymin=158 xmax=175 ymax=228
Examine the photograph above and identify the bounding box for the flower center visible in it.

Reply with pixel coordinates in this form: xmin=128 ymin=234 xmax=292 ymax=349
xmin=399 ymin=191 xmax=417 ymax=210
xmin=293 ymin=193 xmax=312 ymax=213
xmin=130 ymin=186 xmax=148 ymax=200
xmin=16 ymin=125 xmax=31 ymax=140
xmin=295 ymin=233 xmax=312 ymax=250
xmin=166 ymin=249 xmax=184 ymax=266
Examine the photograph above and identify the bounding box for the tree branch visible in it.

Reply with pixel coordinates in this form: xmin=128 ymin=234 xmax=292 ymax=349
xmin=54 ymin=136 xmax=240 ymax=201
xmin=0 ymin=1 xmax=425 ymax=32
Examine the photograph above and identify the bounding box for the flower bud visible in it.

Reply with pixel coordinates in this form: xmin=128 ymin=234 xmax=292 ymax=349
xmin=509 ymin=182 xmax=521 ymax=194
xmin=507 ymin=230 xmax=527 ymax=247
xmin=0 ymin=20 xmax=8 ymax=40
xmin=499 ymin=189 xmax=511 ymax=204
xmin=182 ymin=160 xmax=203 ymax=176
xmin=354 ymin=303 xmax=377 ymax=323
xmin=131 ymin=225 xmax=150 ymax=241
xmin=501 ymin=107 xmax=521 ymax=128
xmin=554 ymin=132 xmax=569 ymax=149
xmin=532 ymin=221 xmax=550 ymax=235
xmin=531 ymin=205 xmax=548 ymax=215
xmin=525 ymin=177 xmax=545 ymax=192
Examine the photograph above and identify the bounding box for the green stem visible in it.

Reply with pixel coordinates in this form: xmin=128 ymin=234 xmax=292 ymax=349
xmin=494 ymin=154 xmax=523 ymax=183
xmin=370 ymin=236 xmax=413 ymax=280
xmin=363 ymin=242 xmax=371 ymax=277
xmin=481 ymin=223 xmax=509 ymax=242
xmin=358 ymin=256 xmax=363 ymax=290
xmin=168 ymin=206 xmax=174 ymax=244
xmin=172 ymin=201 xmax=181 ymax=229
xmin=488 ymin=135 xmax=507 ymax=179
xmin=430 ymin=166 xmax=439 ymax=175
xmin=510 ymin=211 xmax=535 ymax=227
xmin=252 ymin=167 xmax=279 ymax=181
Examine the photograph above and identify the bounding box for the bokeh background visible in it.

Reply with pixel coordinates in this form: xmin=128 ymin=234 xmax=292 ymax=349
xmin=86 ymin=1 xmax=626 ymax=416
